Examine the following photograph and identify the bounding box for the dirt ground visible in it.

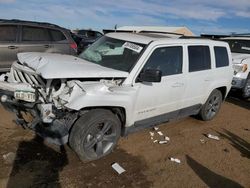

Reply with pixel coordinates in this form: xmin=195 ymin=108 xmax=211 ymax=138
xmin=0 ymin=93 xmax=249 ymax=188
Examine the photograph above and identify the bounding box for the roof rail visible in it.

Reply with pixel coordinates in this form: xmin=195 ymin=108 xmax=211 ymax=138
xmin=0 ymin=19 xmax=62 ymax=29
xmin=138 ymin=30 xmax=184 ymax=36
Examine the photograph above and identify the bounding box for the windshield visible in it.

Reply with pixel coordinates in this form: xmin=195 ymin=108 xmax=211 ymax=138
xmin=79 ymin=36 xmax=146 ymax=72
xmin=223 ymin=39 xmax=250 ymax=54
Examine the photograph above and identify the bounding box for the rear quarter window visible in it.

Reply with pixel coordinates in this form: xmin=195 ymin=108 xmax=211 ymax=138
xmin=0 ymin=25 xmax=17 ymax=42
xmin=50 ymin=29 xmax=66 ymax=41
xmin=214 ymin=46 xmax=229 ymax=67
xmin=188 ymin=46 xmax=211 ymax=72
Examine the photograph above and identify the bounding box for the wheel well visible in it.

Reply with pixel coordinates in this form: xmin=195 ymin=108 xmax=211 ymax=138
xmin=80 ymin=106 xmax=126 ymax=127
xmin=216 ymin=87 xmax=227 ymax=100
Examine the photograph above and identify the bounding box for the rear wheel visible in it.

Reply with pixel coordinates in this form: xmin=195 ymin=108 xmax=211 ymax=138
xmin=199 ymin=89 xmax=222 ymax=121
xmin=242 ymin=78 xmax=250 ymax=98
xmin=69 ymin=109 xmax=121 ymax=161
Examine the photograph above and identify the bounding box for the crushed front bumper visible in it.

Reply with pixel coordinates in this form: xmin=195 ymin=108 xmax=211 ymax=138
xmin=0 ymin=87 xmax=70 ymax=145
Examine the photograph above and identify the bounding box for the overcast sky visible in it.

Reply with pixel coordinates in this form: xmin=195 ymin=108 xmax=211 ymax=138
xmin=0 ymin=0 xmax=249 ymax=35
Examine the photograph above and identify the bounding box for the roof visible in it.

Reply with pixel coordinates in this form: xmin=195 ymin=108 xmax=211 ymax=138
xmin=117 ymin=26 xmax=194 ymax=36
xmin=106 ymin=32 xmax=228 ymax=46
xmin=0 ymin=19 xmax=64 ymax=30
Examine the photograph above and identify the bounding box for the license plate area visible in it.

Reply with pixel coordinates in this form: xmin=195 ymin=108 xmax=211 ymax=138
xmin=14 ymin=91 xmax=36 ymax=102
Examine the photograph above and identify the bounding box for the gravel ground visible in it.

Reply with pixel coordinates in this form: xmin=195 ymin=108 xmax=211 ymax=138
xmin=0 ymin=94 xmax=249 ymax=188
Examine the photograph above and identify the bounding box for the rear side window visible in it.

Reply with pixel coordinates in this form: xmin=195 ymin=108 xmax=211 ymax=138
xmin=50 ymin=29 xmax=66 ymax=41
xmin=188 ymin=46 xmax=211 ymax=72
xmin=0 ymin=25 xmax=17 ymax=42
xmin=143 ymin=46 xmax=183 ymax=76
xmin=214 ymin=47 xmax=229 ymax=67
xmin=22 ymin=26 xmax=51 ymax=41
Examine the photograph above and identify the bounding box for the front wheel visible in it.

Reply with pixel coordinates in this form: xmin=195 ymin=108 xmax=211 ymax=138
xmin=199 ymin=89 xmax=222 ymax=121
xmin=69 ymin=109 xmax=121 ymax=161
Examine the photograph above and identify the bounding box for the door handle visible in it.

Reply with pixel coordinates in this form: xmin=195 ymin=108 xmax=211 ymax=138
xmin=172 ymin=82 xmax=184 ymax=88
xmin=8 ymin=46 xmax=18 ymax=50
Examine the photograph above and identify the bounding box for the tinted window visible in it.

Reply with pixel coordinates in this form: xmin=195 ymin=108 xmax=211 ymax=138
xmin=188 ymin=46 xmax=211 ymax=72
xmin=214 ymin=47 xmax=229 ymax=67
xmin=0 ymin=25 xmax=17 ymax=42
xmin=143 ymin=46 xmax=183 ymax=76
xmin=22 ymin=26 xmax=51 ymax=41
xmin=223 ymin=39 xmax=250 ymax=54
xmin=50 ymin=29 xmax=66 ymax=41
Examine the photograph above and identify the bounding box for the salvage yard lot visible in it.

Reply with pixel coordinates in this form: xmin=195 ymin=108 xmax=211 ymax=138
xmin=0 ymin=95 xmax=249 ymax=188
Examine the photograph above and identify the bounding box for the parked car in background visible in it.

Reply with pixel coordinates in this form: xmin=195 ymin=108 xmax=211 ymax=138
xmin=0 ymin=32 xmax=233 ymax=161
xmin=222 ymin=36 xmax=250 ymax=98
xmin=0 ymin=19 xmax=77 ymax=72
xmin=72 ymin=29 xmax=103 ymax=53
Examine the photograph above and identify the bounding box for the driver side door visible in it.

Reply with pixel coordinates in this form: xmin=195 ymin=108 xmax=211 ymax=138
xmin=133 ymin=45 xmax=186 ymax=125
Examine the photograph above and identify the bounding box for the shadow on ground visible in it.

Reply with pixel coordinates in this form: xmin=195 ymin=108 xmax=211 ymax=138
xmin=6 ymin=134 xmax=152 ymax=188
xmin=186 ymin=155 xmax=243 ymax=188
xmin=217 ymin=129 xmax=250 ymax=159
xmin=7 ymin=135 xmax=68 ymax=188
xmin=226 ymin=91 xmax=250 ymax=110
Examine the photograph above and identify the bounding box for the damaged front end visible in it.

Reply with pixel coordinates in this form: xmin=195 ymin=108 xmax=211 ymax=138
xmin=0 ymin=61 xmax=123 ymax=145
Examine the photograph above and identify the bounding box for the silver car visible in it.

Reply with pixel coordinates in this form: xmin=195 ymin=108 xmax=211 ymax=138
xmin=0 ymin=19 xmax=77 ymax=72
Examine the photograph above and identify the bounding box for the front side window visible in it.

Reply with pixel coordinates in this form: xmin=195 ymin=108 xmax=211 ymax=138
xmin=22 ymin=26 xmax=51 ymax=41
xmin=142 ymin=46 xmax=183 ymax=76
xmin=188 ymin=46 xmax=211 ymax=72
xmin=0 ymin=25 xmax=17 ymax=42
xmin=214 ymin=46 xmax=229 ymax=67
xmin=79 ymin=36 xmax=145 ymax=72
xmin=223 ymin=39 xmax=250 ymax=54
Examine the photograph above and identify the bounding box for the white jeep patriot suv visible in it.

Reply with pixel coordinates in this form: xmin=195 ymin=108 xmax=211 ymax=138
xmin=0 ymin=32 xmax=233 ymax=161
xmin=222 ymin=36 xmax=250 ymax=98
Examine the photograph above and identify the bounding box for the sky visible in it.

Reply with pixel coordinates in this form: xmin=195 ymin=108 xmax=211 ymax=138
xmin=0 ymin=0 xmax=249 ymax=35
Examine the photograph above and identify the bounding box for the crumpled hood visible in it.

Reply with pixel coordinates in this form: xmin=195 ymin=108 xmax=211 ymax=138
xmin=17 ymin=52 xmax=129 ymax=79
xmin=232 ymin=53 xmax=250 ymax=64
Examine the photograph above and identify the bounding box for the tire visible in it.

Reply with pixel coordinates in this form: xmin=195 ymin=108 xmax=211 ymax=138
xmin=242 ymin=78 xmax=250 ymax=98
xmin=199 ymin=89 xmax=222 ymax=121
xmin=69 ymin=109 xmax=121 ymax=162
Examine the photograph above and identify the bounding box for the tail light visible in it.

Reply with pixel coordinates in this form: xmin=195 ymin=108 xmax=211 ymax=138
xmin=70 ymin=42 xmax=77 ymax=50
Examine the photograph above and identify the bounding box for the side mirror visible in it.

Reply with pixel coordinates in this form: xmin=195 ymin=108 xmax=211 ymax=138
xmin=139 ymin=69 xmax=162 ymax=83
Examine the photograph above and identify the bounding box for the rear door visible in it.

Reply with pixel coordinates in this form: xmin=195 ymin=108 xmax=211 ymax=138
xmin=48 ymin=28 xmax=71 ymax=54
xmin=0 ymin=24 xmax=18 ymax=72
xmin=18 ymin=25 xmax=52 ymax=53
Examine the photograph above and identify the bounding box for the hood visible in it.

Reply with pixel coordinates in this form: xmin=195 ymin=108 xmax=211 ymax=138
xmin=232 ymin=53 xmax=250 ymax=64
xmin=17 ymin=52 xmax=129 ymax=79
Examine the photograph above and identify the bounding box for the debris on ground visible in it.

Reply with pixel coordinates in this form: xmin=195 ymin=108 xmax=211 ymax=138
xmin=157 ymin=131 xmax=164 ymax=136
xmin=164 ymin=136 xmax=170 ymax=141
xmin=3 ymin=152 xmax=16 ymax=165
xmin=169 ymin=157 xmax=181 ymax=164
xmin=0 ymin=74 xmax=6 ymax=81
xmin=207 ymin=134 xmax=220 ymax=141
xmin=149 ymin=132 xmax=155 ymax=137
xmin=244 ymin=128 xmax=250 ymax=131
xmin=223 ymin=148 xmax=230 ymax=153
xmin=112 ymin=163 xmax=126 ymax=174
xmin=159 ymin=141 xmax=168 ymax=144
xmin=153 ymin=127 xmax=159 ymax=131
xmin=153 ymin=140 xmax=158 ymax=143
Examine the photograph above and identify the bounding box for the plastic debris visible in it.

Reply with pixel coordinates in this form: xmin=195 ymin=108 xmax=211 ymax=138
xmin=170 ymin=157 xmax=181 ymax=164
xmin=112 ymin=163 xmax=126 ymax=174
xmin=149 ymin=132 xmax=155 ymax=137
xmin=165 ymin=136 xmax=170 ymax=141
xmin=157 ymin=131 xmax=164 ymax=136
xmin=200 ymin=139 xmax=206 ymax=144
xmin=159 ymin=140 xmax=168 ymax=144
xmin=3 ymin=152 xmax=16 ymax=165
xmin=153 ymin=127 xmax=159 ymax=131
xmin=0 ymin=74 xmax=6 ymax=81
xmin=153 ymin=140 xmax=158 ymax=143
xmin=151 ymin=137 xmax=154 ymax=140
xmin=207 ymin=134 xmax=220 ymax=141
